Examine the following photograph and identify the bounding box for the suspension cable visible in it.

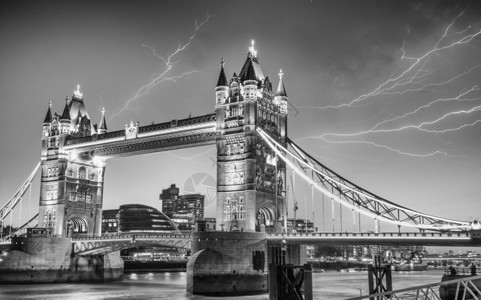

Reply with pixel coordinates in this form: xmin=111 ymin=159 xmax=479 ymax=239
xmin=257 ymin=128 xmax=471 ymax=231
xmin=28 ymin=182 xmax=32 ymax=224
xmin=311 ymin=173 xmax=314 ymax=231
xmin=9 ymin=204 xmax=13 ymax=237
xmin=304 ymin=177 xmax=307 ymax=232
xmin=322 ymin=189 xmax=325 ymax=232
xmin=18 ymin=190 xmax=22 ymax=229
xmin=287 ymin=137 xmax=469 ymax=226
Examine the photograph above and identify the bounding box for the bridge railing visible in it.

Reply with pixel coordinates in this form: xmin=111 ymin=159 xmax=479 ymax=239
xmin=71 ymin=233 xmax=192 ymax=241
xmin=346 ymin=275 xmax=481 ymax=300
xmin=267 ymin=232 xmax=472 ymax=238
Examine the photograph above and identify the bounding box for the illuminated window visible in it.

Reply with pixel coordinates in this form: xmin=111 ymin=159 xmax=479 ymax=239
xmin=78 ymin=167 xmax=87 ymax=180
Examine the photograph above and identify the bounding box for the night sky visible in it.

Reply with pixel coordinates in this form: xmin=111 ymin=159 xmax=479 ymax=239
xmin=1 ymin=1 xmax=481 ymax=251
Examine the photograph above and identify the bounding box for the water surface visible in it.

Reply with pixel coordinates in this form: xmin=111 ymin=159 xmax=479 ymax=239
xmin=0 ymin=268 xmax=446 ymax=299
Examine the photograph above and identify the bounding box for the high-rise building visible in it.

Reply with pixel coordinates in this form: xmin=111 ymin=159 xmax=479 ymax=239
xmin=159 ymin=184 xmax=179 ymax=217
xmin=159 ymin=184 xmax=205 ymax=231
xmin=101 ymin=209 xmax=119 ymax=233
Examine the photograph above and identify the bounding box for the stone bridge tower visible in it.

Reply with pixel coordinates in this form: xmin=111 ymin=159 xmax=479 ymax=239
xmin=39 ymin=86 xmax=107 ymax=237
xmin=215 ymin=42 xmax=288 ymax=233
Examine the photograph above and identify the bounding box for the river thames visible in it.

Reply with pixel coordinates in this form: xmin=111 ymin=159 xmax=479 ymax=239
xmin=0 ymin=268 xmax=447 ymax=299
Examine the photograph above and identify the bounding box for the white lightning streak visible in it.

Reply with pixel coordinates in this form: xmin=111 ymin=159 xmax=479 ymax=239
xmin=321 ymin=86 xmax=481 ymax=140
xmin=108 ymin=14 xmax=209 ymax=123
xmin=319 ymin=15 xmax=481 ymax=110
xmin=321 ymin=104 xmax=481 ymax=138
xmin=319 ymin=138 xmax=453 ymax=158
xmin=314 ymin=11 xmax=481 ymax=159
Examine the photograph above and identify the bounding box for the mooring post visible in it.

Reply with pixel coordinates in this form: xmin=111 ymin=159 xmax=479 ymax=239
xmin=303 ymin=263 xmax=313 ymax=300
xmin=367 ymin=255 xmax=392 ymax=300
xmin=269 ymin=246 xmax=279 ymax=300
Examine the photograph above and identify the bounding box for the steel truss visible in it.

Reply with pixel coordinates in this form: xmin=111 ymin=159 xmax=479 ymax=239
xmin=257 ymin=128 xmax=472 ymax=232
xmin=72 ymin=234 xmax=192 ymax=255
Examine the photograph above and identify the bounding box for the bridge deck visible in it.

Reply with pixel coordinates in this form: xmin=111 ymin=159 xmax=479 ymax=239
xmin=267 ymin=232 xmax=479 ymax=247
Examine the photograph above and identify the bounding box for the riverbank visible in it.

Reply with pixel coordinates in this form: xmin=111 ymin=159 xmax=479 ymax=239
xmin=123 ymin=260 xmax=187 ymax=273
xmin=308 ymin=260 xmax=370 ymax=270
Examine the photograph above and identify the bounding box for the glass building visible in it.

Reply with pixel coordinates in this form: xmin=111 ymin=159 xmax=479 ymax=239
xmin=101 ymin=204 xmax=180 ymax=234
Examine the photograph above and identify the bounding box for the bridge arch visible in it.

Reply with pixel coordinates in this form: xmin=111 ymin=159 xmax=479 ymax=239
xmin=257 ymin=204 xmax=276 ymax=231
xmin=66 ymin=215 xmax=89 ymax=237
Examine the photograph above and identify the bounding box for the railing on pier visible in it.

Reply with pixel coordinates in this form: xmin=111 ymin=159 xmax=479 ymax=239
xmin=269 ymin=245 xmax=313 ymax=300
xmin=269 ymin=264 xmax=313 ymax=300
xmin=346 ymin=275 xmax=481 ymax=300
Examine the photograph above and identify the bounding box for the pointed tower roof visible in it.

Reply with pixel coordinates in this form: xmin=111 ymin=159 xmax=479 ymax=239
xmin=43 ymin=101 xmax=53 ymax=123
xmin=99 ymin=107 xmax=108 ymax=132
xmin=60 ymin=97 xmax=71 ymax=120
xmin=239 ymin=40 xmax=265 ymax=83
xmin=216 ymin=58 xmax=228 ymax=87
xmin=243 ymin=59 xmax=257 ymax=82
xmin=275 ymin=69 xmax=287 ymax=97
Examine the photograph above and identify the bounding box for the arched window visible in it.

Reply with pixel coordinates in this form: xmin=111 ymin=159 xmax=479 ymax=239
xmin=78 ymin=166 xmax=86 ymax=180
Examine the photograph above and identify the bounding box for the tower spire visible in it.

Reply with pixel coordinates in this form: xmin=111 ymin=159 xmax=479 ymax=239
xmin=275 ymin=69 xmax=287 ymax=97
xmin=73 ymin=84 xmax=83 ymax=99
xmin=98 ymin=107 xmax=108 ymax=134
xmin=216 ymin=58 xmax=228 ymax=87
xmin=60 ymin=97 xmax=71 ymax=120
xmin=43 ymin=101 xmax=53 ymax=123
xmin=248 ymin=40 xmax=257 ymax=58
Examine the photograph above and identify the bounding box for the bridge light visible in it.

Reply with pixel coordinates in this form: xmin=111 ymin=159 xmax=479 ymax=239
xmin=92 ymin=156 xmax=105 ymax=167
xmin=266 ymin=154 xmax=277 ymax=166
xmin=281 ymin=239 xmax=287 ymax=252
xmin=73 ymin=84 xmax=83 ymax=98
xmin=471 ymin=220 xmax=481 ymax=230
xmin=69 ymin=151 xmax=78 ymax=161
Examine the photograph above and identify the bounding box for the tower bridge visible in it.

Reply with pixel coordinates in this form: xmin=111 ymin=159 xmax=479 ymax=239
xmin=0 ymin=42 xmax=480 ymax=295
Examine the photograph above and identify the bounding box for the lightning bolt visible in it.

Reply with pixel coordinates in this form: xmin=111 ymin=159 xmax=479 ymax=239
xmin=321 ymin=86 xmax=481 ymax=139
xmin=316 ymin=13 xmax=481 ymax=110
xmin=108 ymin=14 xmax=209 ymax=123
xmin=319 ymin=138 xmax=453 ymax=158
xmin=310 ymin=10 xmax=481 ymax=158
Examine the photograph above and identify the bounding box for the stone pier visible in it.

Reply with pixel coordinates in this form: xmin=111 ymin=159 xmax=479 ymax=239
xmin=187 ymin=231 xmax=268 ymax=296
xmin=0 ymin=236 xmax=123 ymax=283
xmin=187 ymin=231 xmax=307 ymax=296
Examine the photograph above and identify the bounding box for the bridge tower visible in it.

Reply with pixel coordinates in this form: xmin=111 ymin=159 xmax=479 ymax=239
xmin=215 ymin=41 xmax=288 ymax=233
xmin=187 ymin=42 xmax=291 ymax=296
xmin=39 ymin=86 xmax=106 ymax=237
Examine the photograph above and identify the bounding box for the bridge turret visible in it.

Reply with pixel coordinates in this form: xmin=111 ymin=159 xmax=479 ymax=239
xmin=274 ymin=69 xmax=288 ymax=139
xmin=69 ymin=85 xmax=94 ymax=136
xmin=59 ymin=97 xmax=71 ymax=135
xmin=215 ymin=58 xmax=228 ymax=107
xmin=42 ymin=101 xmax=53 ymax=137
xmin=97 ymin=107 xmax=108 ymax=134
xmin=240 ymin=40 xmax=263 ymax=102
xmin=274 ymin=69 xmax=288 ymax=115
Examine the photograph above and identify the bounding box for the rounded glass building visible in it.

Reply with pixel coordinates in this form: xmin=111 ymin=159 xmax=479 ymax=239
xmin=117 ymin=204 xmax=180 ymax=234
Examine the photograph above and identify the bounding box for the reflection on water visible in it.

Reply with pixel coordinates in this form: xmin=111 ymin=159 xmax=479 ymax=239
xmin=0 ymin=269 xmax=446 ymax=300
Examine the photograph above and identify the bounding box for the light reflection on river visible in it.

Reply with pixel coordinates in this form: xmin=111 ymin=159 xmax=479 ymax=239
xmin=0 ymin=269 xmax=446 ymax=299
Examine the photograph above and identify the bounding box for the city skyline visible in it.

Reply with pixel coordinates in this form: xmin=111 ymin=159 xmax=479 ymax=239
xmin=1 ymin=0 xmax=481 ymax=253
